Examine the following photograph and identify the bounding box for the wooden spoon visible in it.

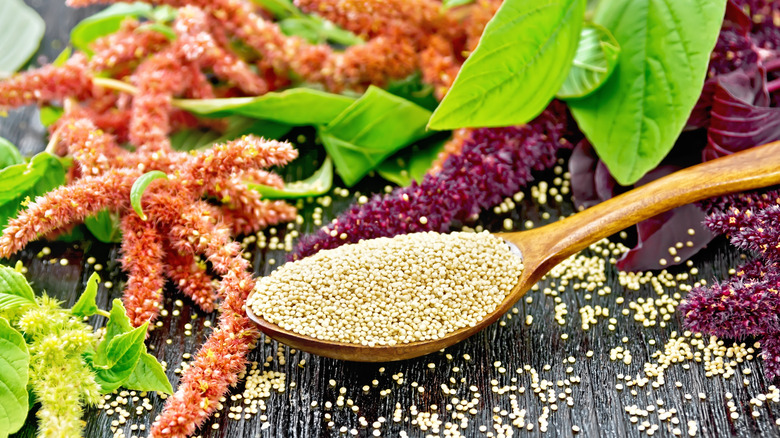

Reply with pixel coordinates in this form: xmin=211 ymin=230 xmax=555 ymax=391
xmin=247 ymin=140 xmax=780 ymax=362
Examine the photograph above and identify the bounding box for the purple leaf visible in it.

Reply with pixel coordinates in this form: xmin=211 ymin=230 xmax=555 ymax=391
xmin=569 ymin=147 xmax=714 ymax=272
xmin=725 ymin=0 xmax=752 ymax=37
xmin=568 ymin=140 xmax=618 ymax=211
xmin=687 ymin=78 xmax=719 ymax=130
xmin=705 ymin=67 xmax=780 ymax=158
xmin=687 ymin=0 xmax=758 ymax=130
xmin=616 ymin=166 xmax=715 ymax=272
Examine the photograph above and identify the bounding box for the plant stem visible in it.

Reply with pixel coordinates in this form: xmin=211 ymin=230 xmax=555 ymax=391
xmin=44 ymin=131 xmax=60 ymax=155
xmin=767 ymin=78 xmax=780 ymax=94
xmin=764 ymin=57 xmax=780 ymax=72
xmin=92 ymin=76 xmax=211 ymax=112
xmin=92 ymin=77 xmax=139 ymax=95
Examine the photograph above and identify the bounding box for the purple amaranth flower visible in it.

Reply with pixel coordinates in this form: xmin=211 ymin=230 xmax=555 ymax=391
xmin=706 ymin=0 xmax=757 ymax=77
xmin=681 ymin=187 xmax=780 ymax=379
xmin=680 ymin=259 xmax=780 ymax=338
xmin=759 ymin=333 xmax=780 ymax=379
xmin=700 ymin=187 xmax=780 ymax=214
xmin=293 ymin=100 xmax=573 ymax=260
xmin=706 ymin=197 xmax=780 ymax=259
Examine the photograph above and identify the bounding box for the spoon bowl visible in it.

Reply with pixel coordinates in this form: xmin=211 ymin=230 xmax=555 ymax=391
xmin=248 ymin=140 xmax=780 ymax=361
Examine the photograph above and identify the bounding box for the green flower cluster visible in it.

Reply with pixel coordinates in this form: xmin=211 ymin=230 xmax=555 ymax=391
xmin=18 ymin=296 xmax=102 ymax=437
xmin=0 ymin=263 xmax=171 ymax=438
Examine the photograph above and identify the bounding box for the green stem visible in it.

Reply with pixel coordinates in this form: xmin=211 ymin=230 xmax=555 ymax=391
xmin=92 ymin=76 xmax=200 ymax=112
xmin=44 ymin=131 xmax=60 ymax=155
xmin=91 ymin=77 xmax=139 ymax=95
xmin=96 ymin=309 xmax=111 ymax=318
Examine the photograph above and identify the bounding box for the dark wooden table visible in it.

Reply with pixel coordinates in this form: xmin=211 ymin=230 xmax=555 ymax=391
xmin=5 ymin=2 xmax=780 ymax=437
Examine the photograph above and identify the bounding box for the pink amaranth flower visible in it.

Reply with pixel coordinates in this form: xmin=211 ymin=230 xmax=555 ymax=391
xmin=1 ymin=133 xmax=297 ymax=437
xmin=163 ymin=245 xmax=218 ymax=313
xmin=67 ymin=0 xmax=494 ymax=93
xmin=52 ymin=98 xmax=133 ymax=145
xmin=175 ymin=6 xmax=268 ymax=95
xmin=208 ymin=176 xmax=298 ymax=235
xmin=1 ymin=134 xmax=296 ymax=324
xmin=88 ymin=19 xmax=171 ymax=71
xmin=0 ymin=54 xmax=94 ymax=109
xmin=707 ymin=191 xmax=780 ymax=261
xmin=55 ymin=117 xmax=130 ymax=175
xmin=129 ymin=48 xmax=187 ymax=152
xmin=120 ymin=213 xmax=166 ymax=326
xmin=0 ymin=169 xmax=138 ymax=257
xmin=294 ymin=0 xmax=446 ymax=37
xmin=152 ymin=201 xmax=258 ymax=438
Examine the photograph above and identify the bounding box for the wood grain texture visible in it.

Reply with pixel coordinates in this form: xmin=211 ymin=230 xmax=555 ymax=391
xmin=4 ymin=2 xmax=780 ymax=437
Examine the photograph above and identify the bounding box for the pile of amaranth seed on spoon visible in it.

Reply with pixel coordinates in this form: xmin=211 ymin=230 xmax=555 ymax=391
xmin=248 ymin=231 xmax=524 ymax=346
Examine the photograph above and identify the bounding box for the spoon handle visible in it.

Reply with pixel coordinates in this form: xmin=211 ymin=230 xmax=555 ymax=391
xmin=513 ymin=140 xmax=780 ymax=267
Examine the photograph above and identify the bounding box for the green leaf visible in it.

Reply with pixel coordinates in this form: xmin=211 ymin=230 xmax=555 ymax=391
xmin=319 ymin=86 xmax=433 ymax=186
xmin=377 ymin=137 xmax=447 ymax=187
xmin=0 ymin=138 xmax=24 ymax=169
xmin=443 ymin=0 xmax=475 ymax=8
xmin=170 ymin=117 xmax=291 ymax=152
xmin=173 ymin=88 xmax=356 ymax=126
xmin=278 ymin=17 xmax=333 ymax=44
xmin=567 ymin=0 xmax=727 ymax=185
xmin=137 ymin=22 xmax=177 ymax=40
xmin=0 ymin=317 xmax=29 ymax=438
xmin=130 ymin=171 xmax=168 ymax=221
xmin=52 ymin=47 xmax=73 ymax=67
xmin=84 ymin=209 xmax=122 ymax=243
xmin=0 ymin=265 xmax=36 ymax=314
xmin=252 ymin=0 xmax=361 ymax=45
xmin=71 ymin=272 xmax=100 ymax=317
xmin=0 ymin=0 xmax=45 ymax=78
xmin=0 ymin=153 xmax=61 ymax=204
xmin=0 ymin=294 xmax=36 ymax=316
xmin=250 ymin=0 xmax=300 ymax=18
xmin=428 ymin=0 xmax=586 ymax=130
xmin=70 ymin=2 xmax=154 ymax=54
xmin=386 ymin=72 xmax=439 ymax=111
xmin=55 ymin=225 xmax=88 ymax=243
xmin=557 ymin=23 xmax=620 ymax=99
xmin=0 ymin=152 xmax=67 ymax=231
xmin=91 ymin=323 xmax=147 ymax=393
xmin=97 ymin=299 xmax=133 ymax=360
xmin=102 ymin=323 xmax=146 ymax=369
xmin=124 ymin=352 xmax=172 ymax=394
xmin=149 ymin=5 xmax=178 ymax=22
xmin=39 ymin=106 xmax=64 ymax=128
xmin=249 ymin=156 xmax=333 ymax=199
xmin=279 ymin=17 xmax=363 ymax=46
